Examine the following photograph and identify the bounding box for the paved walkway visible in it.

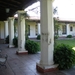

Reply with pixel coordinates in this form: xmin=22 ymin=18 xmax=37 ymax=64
xmin=0 ymin=44 xmax=75 ymax=75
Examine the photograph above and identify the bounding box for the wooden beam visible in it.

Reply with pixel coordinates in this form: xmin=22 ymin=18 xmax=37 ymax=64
xmin=0 ymin=4 xmax=14 ymax=10
xmin=0 ymin=1 xmax=18 ymax=7
xmin=10 ymin=0 xmax=21 ymax=4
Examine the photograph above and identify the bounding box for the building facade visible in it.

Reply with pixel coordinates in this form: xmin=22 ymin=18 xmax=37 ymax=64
xmin=0 ymin=19 xmax=75 ymax=41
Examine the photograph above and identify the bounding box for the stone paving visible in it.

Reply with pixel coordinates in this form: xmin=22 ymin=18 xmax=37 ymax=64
xmin=0 ymin=44 xmax=75 ymax=75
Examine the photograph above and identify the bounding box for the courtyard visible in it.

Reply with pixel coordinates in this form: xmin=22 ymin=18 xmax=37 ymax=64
xmin=0 ymin=44 xmax=64 ymax=75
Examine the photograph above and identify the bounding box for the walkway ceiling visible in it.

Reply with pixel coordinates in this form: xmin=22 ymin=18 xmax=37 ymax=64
xmin=0 ymin=0 xmax=37 ymax=21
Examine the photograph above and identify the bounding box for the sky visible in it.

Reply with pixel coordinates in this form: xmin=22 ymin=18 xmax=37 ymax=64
xmin=25 ymin=1 xmax=40 ymax=16
xmin=15 ymin=0 xmax=75 ymax=21
xmin=53 ymin=0 xmax=75 ymax=20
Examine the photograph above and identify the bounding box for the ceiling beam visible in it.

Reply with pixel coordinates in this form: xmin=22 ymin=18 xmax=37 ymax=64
xmin=0 ymin=4 xmax=17 ymax=10
xmin=0 ymin=1 xmax=18 ymax=7
xmin=9 ymin=0 xmax=21 ymax=4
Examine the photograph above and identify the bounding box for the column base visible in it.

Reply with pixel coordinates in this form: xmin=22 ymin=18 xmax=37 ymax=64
xmin=9 ymin=45 xmax=14 ymax=48
xmin=36 ymin=63 xmax=58 ymax=73
xmin=16 ymin=50 xmax=28 ymax=55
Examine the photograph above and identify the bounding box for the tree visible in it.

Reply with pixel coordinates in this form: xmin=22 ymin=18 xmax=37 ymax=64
xmin=53 ymin=7 xmax=60 ymax=47
xmin=53 ymin=7 xmax=59 ymax=35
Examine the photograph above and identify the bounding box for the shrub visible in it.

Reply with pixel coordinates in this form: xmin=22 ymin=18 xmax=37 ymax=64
xmin=25 ymin=34 xmax=29 ymax=40
xmin=36 ymin=35 xmax=40 ymax=40
xmin=54 ymin=44 xmax=75 ymax=70
xmin=67 ymin=35 xmax=72 ymax=38
xmin=54 ymin=35 xmax=59 ymax=48
xmin=5 ymin=35 xmax=9 ymax=44
xmin=25 ymin=40 xmax=40 ymax=54
xmin=13 ymin=37 xmax=18 ymax=47
xmin=54 ymin=35 xmax=59 ymax=39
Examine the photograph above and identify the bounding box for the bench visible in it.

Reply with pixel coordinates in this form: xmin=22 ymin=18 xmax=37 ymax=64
xmin=0 ymin=55 xmax=8 ymax=68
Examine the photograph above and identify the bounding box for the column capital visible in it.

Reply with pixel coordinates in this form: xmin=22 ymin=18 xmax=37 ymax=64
xmin=52 ymin=0 xmax=55 ymax=2
xmin=8 ymin=17 xmax=15 ymax=20
xmin=49 ymin=0 xmax=55 ymax=2
xmin=41 ymin=0 xmax=54 ymax=2
xmin=17 ymin=10 xmax=25 ymax=14
xmin=4 ymin=21 xmax=8 ymax=22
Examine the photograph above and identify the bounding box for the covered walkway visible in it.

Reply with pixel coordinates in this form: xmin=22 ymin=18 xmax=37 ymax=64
xmin=0 ymin=44 xmax=65 ymax=75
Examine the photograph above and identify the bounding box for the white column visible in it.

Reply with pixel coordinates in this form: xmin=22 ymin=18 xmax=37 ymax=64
xmin=16 ymin=10 xmax=28 ymax=54
xmin=37 ymin=0 xmax=58 ymax=72
xmin=8 ymin=17 xmax=14 ymax=48
xmin=67 ymin=24 xmax=69 ymax=35
xmin=37 ymin=23 xmax=40 ymax=35
xmin=4 ymin=21 xmax=8 ymax=40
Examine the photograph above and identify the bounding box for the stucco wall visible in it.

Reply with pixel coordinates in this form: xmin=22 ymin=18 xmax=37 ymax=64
xmin=58 ymin=23 xmax=75 ymax=37
xmin=27 ymin=21 xmax=37 ymax=38
xmin=69 ymin=24 xmax=75 ymax=36
xmin=12 ymin=20 xmax=75 ymax=38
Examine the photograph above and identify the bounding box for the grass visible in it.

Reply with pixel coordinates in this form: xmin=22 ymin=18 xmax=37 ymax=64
xmin=56 ymin=39 xmax=75 ymax=48
xmin=56 ymin=39 xmax=75 ymax=50
xmin=36 ymin=39 xmax=75 ymax=50
xmin=37 ymin=39 xmax=75 ymax=47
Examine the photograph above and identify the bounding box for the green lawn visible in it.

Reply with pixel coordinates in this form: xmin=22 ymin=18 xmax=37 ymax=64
xmin=36 ymin=39 xmax=75 ymax=51
xmin=56 ymin=39 xmax=75 ymax=48
xmin=36 ymin=39 xmax=75 ymax=50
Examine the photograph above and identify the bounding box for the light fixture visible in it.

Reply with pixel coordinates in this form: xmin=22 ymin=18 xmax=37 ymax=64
xmin=6 ymin=8 xmax=10 ymax=13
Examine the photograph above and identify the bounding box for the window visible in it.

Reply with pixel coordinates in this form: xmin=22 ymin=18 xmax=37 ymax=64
xmin=62 ymin=25 xmax=66 ymax=34
xmin=70 ymin=26 xmax=73 ymax=31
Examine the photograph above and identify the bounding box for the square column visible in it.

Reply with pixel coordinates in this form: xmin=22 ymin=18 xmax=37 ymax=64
xmin=67 ymin=24 xmax=70 ymax=35
xmin=36 ymin=0 xmax=58 ymax=73
xmin=4 ymin=21 xmax=8 ymax=42
xmin=8 ymin=17 xmax=14 ymax=48
xmin=16 ymin=10 xmax=28 ymax=54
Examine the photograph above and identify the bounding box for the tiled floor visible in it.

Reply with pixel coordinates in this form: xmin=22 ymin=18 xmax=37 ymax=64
xmin=0 ymin=44 xmax=66 ymax=75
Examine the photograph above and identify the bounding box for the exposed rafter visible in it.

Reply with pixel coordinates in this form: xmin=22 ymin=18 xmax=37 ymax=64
xmin=0 ymin=0 xmax=36 ymax=21
xmin=0 ymin=1 xmax=18 ymax=7
xmin=0 ymin=4 xmax=17 ymax=10
xmin=9 ymin=0 xmax=21 ymax=4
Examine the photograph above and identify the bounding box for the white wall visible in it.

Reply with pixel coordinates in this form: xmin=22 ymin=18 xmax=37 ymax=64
xmin=69 ymin=24 xmax=75 ymax=36
xmin=27 ymin=21 xmax=37 ymax=38
xmin=29 ymin=25 xmax=36 ymax=38
xmin=37 ymin=23 xmax=41 ymax=35
xmin=58 ymin=25 xmax=62 ymax=37
xmin=58 ymin=23 xmax=75 ymax=37
xmin=28 ymin=22 xmax=75 ymax=38
xmin=14 ymin=20 xmax=75 ymax=38
xmin=73 ymin=25 xmax=75 ymax=36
